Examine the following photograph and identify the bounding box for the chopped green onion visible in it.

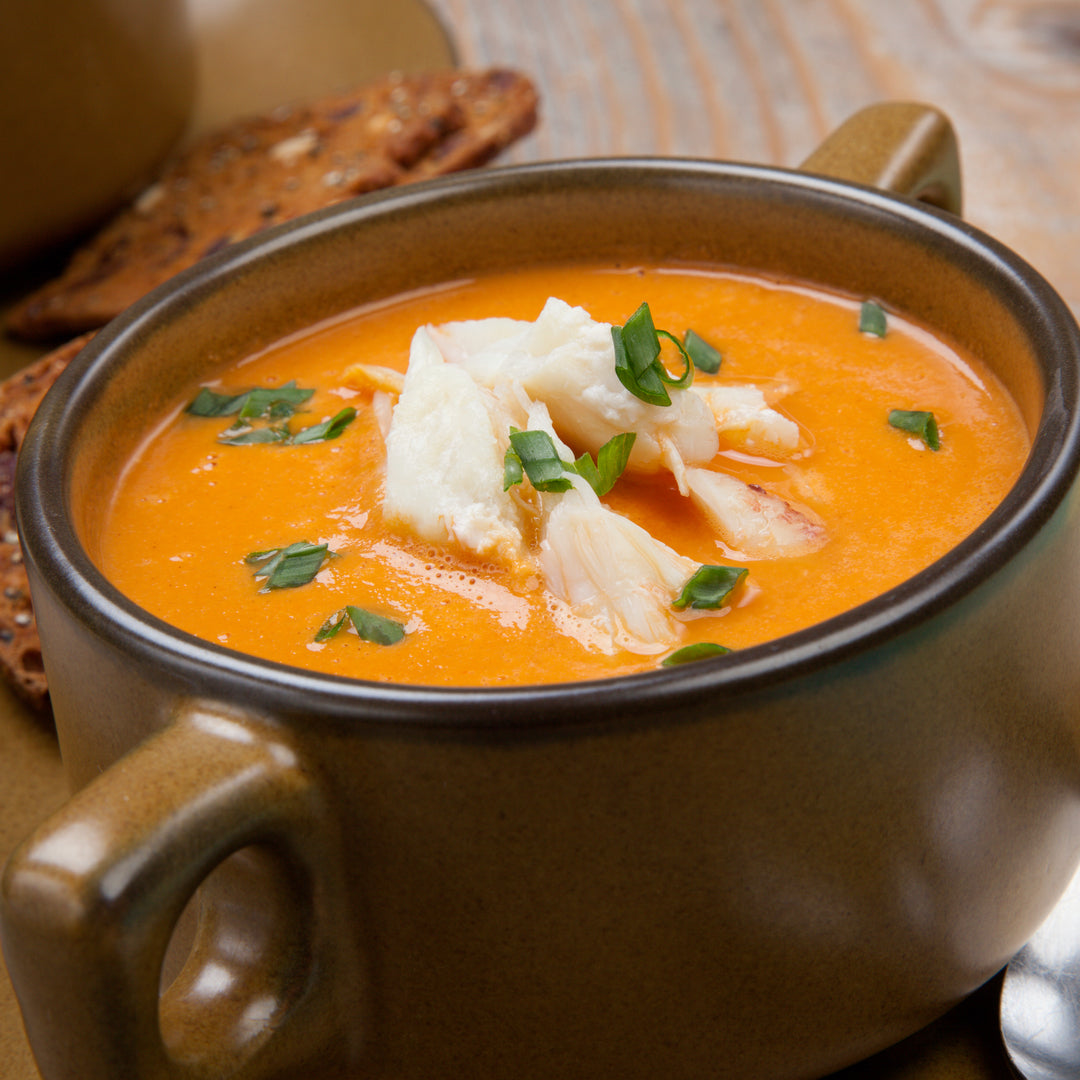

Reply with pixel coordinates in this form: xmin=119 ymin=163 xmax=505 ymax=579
xmin=290 ymin=407 xmax=357 ymax=445
xmin=237 ymin=381 xmax=314 ymax=420
xmin=888 ymin=409 xmax=940 ymax=450
xmin=684 ymin=329 xmax=723 ymax=374
xmin=314 ymin=606 xmax=406 ymax=645
xmin=613 ymin=324 xmax=670 ymax=406
xmin=218 ymin=424 xmax=292 ymax=445
xmin=186 ymin=387 xmax=251 ymax=417
xmin=246 ymin=541 xmax=329 ymax=590
xmin=502 ymin=444 xmax=524 ymax=491
xmin=612 ymin=302 xmax=695 ymax=407
xmin=661 ymin=642 xmax=732 ymax=666
xmin=573 ymin=432 xmax=636 ymax=497
xmin=672 ymin=565 xmax=748 ymax=611
xmin=507 ymin=429 xmax=574 ymax=493
xmin=505 ymin=428 xmax=636 ymax=497
xmin=315 ymin=608 xmax=350 ymax=641
xmin=620 ymin=302 xmax=661 ymax=368
xmin=346 ymin=605 xmax=406 ymax=645
xmin=859 ymin=301 xmax=888 ymax=337
xmin=187 ymin=380 xmax=315 ymax=419
xmin=655 ymin=330 xmax=694 ymax=389
xmin=187 ymin=380 xmax=355 ymax=447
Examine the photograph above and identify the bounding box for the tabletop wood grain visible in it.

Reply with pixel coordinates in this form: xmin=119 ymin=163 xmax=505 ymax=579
xmin=430 ymin=0 xmax=1080 ymax=316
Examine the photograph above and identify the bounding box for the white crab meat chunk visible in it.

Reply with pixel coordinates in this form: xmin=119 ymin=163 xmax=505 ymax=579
xmin=382 ymin=327 xmax=531 ymax=569
xmin=692 ymin=384 xmax=800 ymax=453
xmin=685 ymin=467 xmax=827 ymax=559
xmin=519 ymin=400 xmax=698 ymax=654
xmin=540 ymin=482 xmax=700 ymax=654
xmin=431 ymin=297 xmax=719 ymax=477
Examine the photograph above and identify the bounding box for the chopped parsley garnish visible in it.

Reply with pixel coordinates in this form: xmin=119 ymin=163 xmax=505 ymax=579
xmin=661 ymin=642 xmax=732 ymax=666
xmin=672 ymin=565 xmax=748 ymax=610
xmin=504 ymin=429 xmax=636 ymax=497
xmin=859 ymin=301 xmax=888 ymax=338
xmin=246 ymin=541 xmax=330 ymax=591
xmin=612 ymin=302 xmax=694 ymax=406
xmin=683 ymin=329 xmax=723 ymax=374
xmin=888 ymin=409 xmax=940 ymax=450
xmin=316 ymin=605 xmax=406 ymax=646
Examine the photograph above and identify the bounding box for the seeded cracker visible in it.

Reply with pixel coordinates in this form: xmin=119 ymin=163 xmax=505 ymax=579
xmin=7 ymin=68 xmax=539 ymax=340
xmin=0 ymin=333 xmax=94 ymax=712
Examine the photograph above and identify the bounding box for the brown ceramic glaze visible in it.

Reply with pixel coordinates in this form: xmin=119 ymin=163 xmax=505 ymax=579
xmin=4 ymin=105 xmax=1080 ymax=1080
xmin=0 ymin=0 xmax=195 ymax=270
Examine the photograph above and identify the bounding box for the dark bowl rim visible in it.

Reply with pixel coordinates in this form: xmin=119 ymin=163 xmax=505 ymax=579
xmin=18 ymin=156 xmax=1080 ymax=730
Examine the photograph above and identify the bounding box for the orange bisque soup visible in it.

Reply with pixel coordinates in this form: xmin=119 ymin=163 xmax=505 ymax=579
xmin=93 ymin=264 xmax=1030 ymax=687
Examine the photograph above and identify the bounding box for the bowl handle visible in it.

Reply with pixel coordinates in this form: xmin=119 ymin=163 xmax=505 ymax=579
xmin=0 ymin=706 xmax=362 ymax=1080
xmin=799 ymin=101 xmax=962 ymax=215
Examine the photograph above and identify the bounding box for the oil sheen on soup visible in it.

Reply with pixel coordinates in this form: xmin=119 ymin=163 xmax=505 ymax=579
xmin=93 ymin=264 xmax=1030 ymax=686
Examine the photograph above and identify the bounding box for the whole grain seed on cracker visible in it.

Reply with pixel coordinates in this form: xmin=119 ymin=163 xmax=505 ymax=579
xmin=0 ymin=333 xmax=94 ymax=712
xmin=7 ymin=68 xmax=539 ymax=341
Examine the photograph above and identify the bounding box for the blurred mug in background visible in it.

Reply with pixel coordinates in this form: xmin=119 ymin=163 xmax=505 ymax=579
xmin=0 ymin=0 xmax=195 ymax=271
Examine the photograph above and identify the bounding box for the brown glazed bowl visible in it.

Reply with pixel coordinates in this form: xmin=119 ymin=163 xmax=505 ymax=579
xmin=4 ymin=104 xmax=1080 ymax=1080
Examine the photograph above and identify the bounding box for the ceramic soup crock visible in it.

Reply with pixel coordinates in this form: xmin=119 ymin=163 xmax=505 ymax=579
xmin=4 ymin=104 xmax=1080 ymax=1080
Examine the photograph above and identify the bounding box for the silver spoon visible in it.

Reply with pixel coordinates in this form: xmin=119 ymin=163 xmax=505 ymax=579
xmin=1001 ymin=859 xmax=1080 ymax=1079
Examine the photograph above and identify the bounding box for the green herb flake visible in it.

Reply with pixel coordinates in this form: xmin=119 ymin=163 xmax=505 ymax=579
xmin=290 ymin=407 xmax=357 ymax=445
xmin=314 ymin=605 xmax=407 ymax=646
xmin=237 ymin=381 xmax=314 ymax=420
xmin=247 ymin=541 xmax=329 ymax=591
xmin=574 ymin=432 xmax=637 ymax=497
xmin=859 ymin=300 xmax=888 ymax=338
xmin=661 ymin=642 xmax=732 ymax=666
xmin=503 ymin=444 xmax=524 ymax=491
xmin=684 ymin=329 xmax=723 ymax=374
xmin=315 ymin=608 xmax=350 ymax=642
xmin=347 ymin=605 xmax=406 ymax=646
xmin=612 ymin=302 xmax=695 ymax=407
xmin=218 ymin=424 xmax=292 ymax=445
xmin=888 ymin=409 xmax=940 ymax=450
xmin=613 ymin=324 xmax=670 ymax=406
xmin=507 ymin=429 xmax=574 ymax=493
xmin=505 ymin=428 xmax=636 ymax=498
xmin=187 ymin=380 xmax=356 ymax=446
xmin=187 ymin=380 xmax=315 ymax=420
xmin=185 ymin=387 xmax=249 ymax=417
xmin=672 ymin=565 xmax=749 ymax=611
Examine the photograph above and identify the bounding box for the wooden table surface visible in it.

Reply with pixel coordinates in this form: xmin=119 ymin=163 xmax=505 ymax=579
xmin=3 ymin=1 xmax=1079 ymax=1077
xmin=433 ymin=0 xmax=1080 ymax=318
